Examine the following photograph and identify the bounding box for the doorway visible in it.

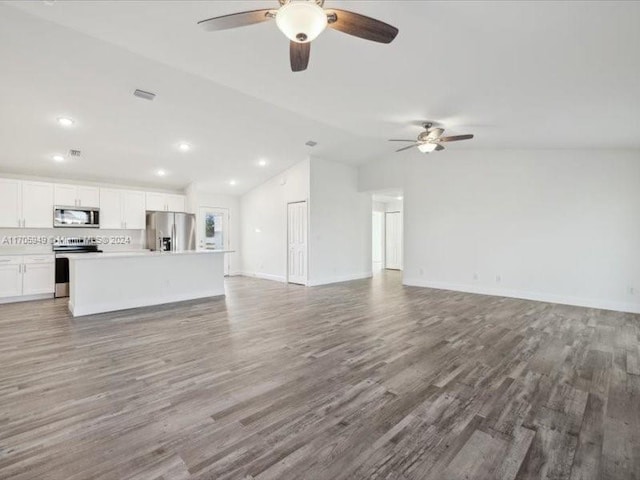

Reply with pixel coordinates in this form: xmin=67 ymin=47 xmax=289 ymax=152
xmin=385 ymin=211 xmax=403 ymax=270
xmin=372 ymin=211 xmax=384 ymax=271
xmin=287 ymin=201 xmax=308 ymax=285
xmin=198 ymin=207 xmax=230 ymax=275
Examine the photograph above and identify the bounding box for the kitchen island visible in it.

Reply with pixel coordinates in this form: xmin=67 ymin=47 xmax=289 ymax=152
xmin=66 ymin=250 xmax=232 ymax=317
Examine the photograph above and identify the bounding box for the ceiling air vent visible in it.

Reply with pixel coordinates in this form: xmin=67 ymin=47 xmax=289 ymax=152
xmin=134 ymin=89 xmax=156 ymax=101
xmin=305 ymin=140 xmax=318 ymax=147
xmin=69 ymin=149 xmax=81 ymax=157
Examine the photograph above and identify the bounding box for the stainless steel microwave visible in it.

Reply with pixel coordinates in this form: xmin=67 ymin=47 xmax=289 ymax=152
xmin=53 ymin=206 xmax=100 ymax=228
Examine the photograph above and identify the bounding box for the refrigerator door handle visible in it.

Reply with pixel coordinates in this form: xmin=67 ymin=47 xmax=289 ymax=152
xmin=172 ymin=223 xmax=176 ymax=252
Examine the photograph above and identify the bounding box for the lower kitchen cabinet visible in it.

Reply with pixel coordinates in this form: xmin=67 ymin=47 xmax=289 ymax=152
xmin=0 ymin=255 xmax=54 ymax=300
xmin=23 ymin=255 xmax=55 ymax=295
xmin=0 ymin=257 xmax=22 ymax=298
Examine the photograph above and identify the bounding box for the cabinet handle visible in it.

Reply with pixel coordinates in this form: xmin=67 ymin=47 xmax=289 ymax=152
xmin=23 ymin=264 xmax=26 ymax=273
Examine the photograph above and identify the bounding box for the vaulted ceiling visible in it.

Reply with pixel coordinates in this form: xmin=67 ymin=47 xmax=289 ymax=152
xmin=1 ymin=1 xmax=639 ymax=193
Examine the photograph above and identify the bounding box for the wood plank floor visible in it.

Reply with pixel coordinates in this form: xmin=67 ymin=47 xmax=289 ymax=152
xmin=1 ymin=271 xmax=639 ymax=479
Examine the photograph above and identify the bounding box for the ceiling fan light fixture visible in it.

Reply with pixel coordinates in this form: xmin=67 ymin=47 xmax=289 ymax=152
xmin=418 ymin=143 xmax=438 ymax=153
xmin=276 ymin=1 xmax=328 ymax=43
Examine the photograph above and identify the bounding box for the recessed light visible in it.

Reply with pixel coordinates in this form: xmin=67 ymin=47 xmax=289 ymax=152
xmin=52 ymin=155 xmax=65 ymax=162
xmin=178 ymin=143 xmax=191 ymax=152
xmin=229 ymin=179 xmax=237 ymax=186
xmin=156 ymin=169 xmax=166 ymax=177
xmin=258 ymin=159 xmax=267 ymax=167
xmin=57 ymin=117 xmax=74 ymax=127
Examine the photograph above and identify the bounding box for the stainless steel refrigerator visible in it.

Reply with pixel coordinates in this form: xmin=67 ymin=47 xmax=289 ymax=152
xmin=146 ymin=211 xmax=196 ymax=252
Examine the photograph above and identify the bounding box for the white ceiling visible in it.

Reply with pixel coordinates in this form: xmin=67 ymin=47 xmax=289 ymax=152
xmin=1 ymin=1 xmax=639 ymax=193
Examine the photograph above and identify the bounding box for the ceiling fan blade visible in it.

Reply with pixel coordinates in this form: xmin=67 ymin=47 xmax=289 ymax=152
xmin=439 ymin=134 xmax=474 ymax=142
xmin=435 ymin=144 xmax=445 ymax=151
xmin=388 ymin=139 xmax=416 ymax=142
xmin=395 ymin=144 xmax=418 ymax=153
xmin=326 ymin=9 xmax=399 ymax=44
xmin=198 ymin=9 xmax=275 ymax=32
xmin=290 ymin=41 xmax=310 ymax=72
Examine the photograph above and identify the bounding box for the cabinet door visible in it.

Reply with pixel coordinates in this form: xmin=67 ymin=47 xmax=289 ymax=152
xmin=122 ymin=191 xmax=146 ymax=229
xmin=100 ymin=189 xmax=123 ymax=229
xmin=54 ymin=184 xmax=78 ymax=207
xmin=77 ymin=186 xmax=100 ymax=208
xmin=166 ymin=194 xmax=185 ymax=213
xmin=0 ymin=257 xmax=23 ymax=298
xmin=22 ymin=257 xmax=55 ymax=295
xmin=0 ymin=179 xmax=22 ymax=228
xmin=22 ymin=182 xmax=54 ymax=228
xmin=145 ymin=192 xmax=166 ymax=212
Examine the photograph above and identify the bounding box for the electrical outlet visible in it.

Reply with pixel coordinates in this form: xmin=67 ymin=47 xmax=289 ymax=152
xmin=473 ymin=273 xmax=479 ymax=281
xmin=628 ymin=286 xmax=635 ymax=295
xmin=496 ymin=275 xmax=502 ymax=283
xmin=419 ymin=268 xmax=424 ymax=276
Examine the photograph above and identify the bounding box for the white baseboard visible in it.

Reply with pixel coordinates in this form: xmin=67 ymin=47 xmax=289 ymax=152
xmin=0 ymin=293 xmax=54 ymax=305
xmin=239 ymin=272 xmax=287 ymax=283
xmin=308 ymin=272 xmax=373 ymax=287
xmin=403 ymin=278 xmax=640 ymax=315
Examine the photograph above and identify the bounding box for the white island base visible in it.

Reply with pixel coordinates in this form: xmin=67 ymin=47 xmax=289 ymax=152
xmin=68 ymin=251 xmax=231 ymax=317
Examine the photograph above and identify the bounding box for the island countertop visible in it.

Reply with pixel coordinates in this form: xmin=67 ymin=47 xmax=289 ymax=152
xmin=62 ymin=249 xmax=234 ymax=260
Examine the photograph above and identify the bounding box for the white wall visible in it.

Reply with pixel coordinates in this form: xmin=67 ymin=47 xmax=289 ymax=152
xmin=381 ymin=149 xmax=640 ymax=313
xmin=308 ymin=157 xmax=372 ymax=286
xmin=359 ymin=157 xmax=406 ymax=192
xmin=185 ymin=183 xmax=241 ymax=275
xmin=240 ymin=159 xmax=310 ymax=282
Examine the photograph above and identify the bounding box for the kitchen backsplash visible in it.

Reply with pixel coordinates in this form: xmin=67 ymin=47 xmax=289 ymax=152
xmin=0 ymin=228 xmax=147 ymax=254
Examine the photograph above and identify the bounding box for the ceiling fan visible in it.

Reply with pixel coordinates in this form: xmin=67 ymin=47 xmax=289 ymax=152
xmin=197 ymin=0 xmax=399 ymax=72
xmin=389 ymin=123 xmax=474 ymax=153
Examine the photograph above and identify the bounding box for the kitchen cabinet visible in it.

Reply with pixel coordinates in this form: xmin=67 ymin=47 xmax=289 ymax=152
xmin=55 ymin=184 xmax=100 ymax=208
xmin=22 ymin=255 xmax=55 ymax=295
xmin=166 ymin=194 xmax=186 ymax=213
xmin=0 ymin=179 xmax=54 ymax=229
xmin=100 ymin=188 xmax=146 ymax=230
xmin=0 ymin=255 xmax=54 ymax=299
xmin=122 ymin=191 xmax=146 ymax=229
xmin=145 ymin=192 xmax=166 ymax=212
xmin=145 ymin=192 xmax=186 ymax=213
xmin=0 ymin=179 xmax=22 ymax=228
xmin=0 ymin=257 xmax=22 ymax=298
xmin=22 ymin=182 xmax=54 ymax=228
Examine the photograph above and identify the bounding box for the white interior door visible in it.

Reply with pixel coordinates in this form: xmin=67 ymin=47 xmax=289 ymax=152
xmin=287 ymin=201 xmax=307 ymax=285
xmin=385 ymin=211 xmax=403 ymax=270
xmin=198 ymin=207 xmax=230 ymax=275
xmin=372 ymin=211 xmax=384 ymax=271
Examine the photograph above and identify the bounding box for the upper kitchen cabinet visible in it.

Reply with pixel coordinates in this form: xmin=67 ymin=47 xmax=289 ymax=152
xmin=166 ymin=194 xmax=186 ymax=213
xmin=99 ymin=188 xmax=146 ymax=230
xmin=54 ymin=184 xmax=100 ymax=208
xmin=0 ymin=179 xmax=53 ymax=228
xmin=145 ymin=192 xmax=186 ymax=213
xmin=122 ymin=191 xmax=146 ymax=230
xmin=22 ymin=182 xmax=54 ymax=228
xmin=0 ymin=179 xmax=22 ymax=228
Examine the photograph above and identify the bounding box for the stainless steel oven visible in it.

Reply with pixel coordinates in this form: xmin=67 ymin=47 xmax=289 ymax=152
xmin=53 ymin=238 xmax=102 ymax=298
xmin=54 ymin=206 xmax=100 ymax=228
